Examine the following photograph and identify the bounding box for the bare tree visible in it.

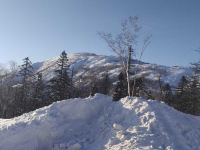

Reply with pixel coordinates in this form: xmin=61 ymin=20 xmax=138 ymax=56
xmin=0 ymin=64 xmax=8 ymax=76
xmin=8 ymin=61 xmax=18 ymax=73
xmin=99 ymin=16 xmax=151 ymax=97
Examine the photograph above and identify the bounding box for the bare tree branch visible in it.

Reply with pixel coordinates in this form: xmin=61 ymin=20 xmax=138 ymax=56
xmin=99 ymin=16 xmax=151 ymax=97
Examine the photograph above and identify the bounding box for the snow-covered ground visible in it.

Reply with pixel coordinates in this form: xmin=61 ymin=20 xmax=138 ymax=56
xmin=0 ymin=94 xmax=200 ymax=150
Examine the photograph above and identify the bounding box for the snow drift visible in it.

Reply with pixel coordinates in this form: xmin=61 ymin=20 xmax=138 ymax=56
xmin=0 ymin=94 xmax=200 ymax=150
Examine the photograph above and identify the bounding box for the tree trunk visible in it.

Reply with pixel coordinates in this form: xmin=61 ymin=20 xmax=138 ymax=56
xmin=127 ymin=46 xmax=132 ymax=97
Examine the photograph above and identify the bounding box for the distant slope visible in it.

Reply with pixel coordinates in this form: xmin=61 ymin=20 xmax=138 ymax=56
xmin=32 ymin=52 xmax=192 ymax=87
xmin=0 ymin=94 xmax=200 ymax=150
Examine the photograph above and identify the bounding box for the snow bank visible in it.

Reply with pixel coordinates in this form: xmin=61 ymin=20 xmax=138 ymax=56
xmin=0 ymin=94 xmax=200 ymax=150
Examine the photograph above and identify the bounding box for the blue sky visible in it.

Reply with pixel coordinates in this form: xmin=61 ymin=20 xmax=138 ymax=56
xmin=0 ymin=0 xmax=200 ymax=66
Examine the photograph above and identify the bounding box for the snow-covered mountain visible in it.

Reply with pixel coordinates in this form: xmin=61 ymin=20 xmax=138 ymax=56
xmin=32 ymin=52 xmax=192 ymax=87
xmin=0 ymin=94 xmax=200 ymax=150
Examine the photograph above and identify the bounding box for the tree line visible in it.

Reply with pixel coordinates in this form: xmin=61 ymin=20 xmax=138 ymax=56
xmin=112 ymin=68 xmax=200 ymax=116
xmin=99 ymin=16 xmax=200 ymax=116
xmin=0 ymin=51 xmax=200 ymax=118
xmin=0 ymin=51 xmax=115 ymax=118
xmin=0 ymin=15 xmax=200 ymax=118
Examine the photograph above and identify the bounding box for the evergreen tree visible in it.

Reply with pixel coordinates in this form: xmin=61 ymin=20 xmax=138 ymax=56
xmin=48 ymin=51 xmax=71 ymax=101
xmin=18 ymin=57 xmax=34 ymax=113
xmin=191 ymin=60 xmax=200 ymax=78
xmin=162 ymin=83 xmax=173 ymax=104
xmin=90 ymin=83 xmax=98 ymax=96
xmin=112 ymin=72 xmax=127 ymax=101
xmin=146 ymin=90 xmax=154 ymax=100
xmin=100 ymin=72 xmax=112 ymax=95
xmin=89 ymin=75 xmax=98 ymax=96
xmin=175 ymin=75 xmax=200 ymax=115
xmin=131 ymin=77 xmax=145 ymax=97
xmin=176 ymin=76 xmax=188 ymax=96
xmin=188 ymin=58 xmax=200 ymax=115
xmin=186 ymin=76 xmax=200 ymax=115
xmin=33 ymin=73 xmax=44 ymax=108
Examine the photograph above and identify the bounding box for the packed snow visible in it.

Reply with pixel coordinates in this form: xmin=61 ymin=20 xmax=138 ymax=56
xmin=0 ymin=94 xmax=200 ymax=150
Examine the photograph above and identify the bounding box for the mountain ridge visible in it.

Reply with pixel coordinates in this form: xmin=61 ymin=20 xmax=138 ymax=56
xmin=31 ymin=52 xmax=192 ymax=87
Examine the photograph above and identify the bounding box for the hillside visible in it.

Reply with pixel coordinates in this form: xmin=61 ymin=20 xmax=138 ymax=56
xmin=32 ymin=53 xmax=192 ymax=87
xmin=0 ymin=94 xmax=200 ymax=150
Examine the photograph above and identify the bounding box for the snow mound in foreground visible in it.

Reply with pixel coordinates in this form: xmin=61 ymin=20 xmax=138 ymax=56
xmin=0 ymin=94 xmax=200 ymax=150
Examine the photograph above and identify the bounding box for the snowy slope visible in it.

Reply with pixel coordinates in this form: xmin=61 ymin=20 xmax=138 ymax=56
xmin=0 ymin=94 xmax=200 ymax=150
xmin=32 ymin=53 xmax=192 ymax=87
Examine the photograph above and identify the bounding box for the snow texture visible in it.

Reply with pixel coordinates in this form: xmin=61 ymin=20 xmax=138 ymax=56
xmin=0 ymin=94 xmax=200 ymax=150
